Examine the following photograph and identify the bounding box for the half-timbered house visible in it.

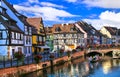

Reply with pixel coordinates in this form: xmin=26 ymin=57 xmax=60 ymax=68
xmin=0 ymin=6 xmax=24 ymax=59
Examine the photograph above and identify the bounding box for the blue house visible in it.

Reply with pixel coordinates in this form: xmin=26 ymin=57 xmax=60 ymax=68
xmin=1 ymin=0 xmax=32 ymax=57
xmin=0 ymin=6 xmax=24 ymax=59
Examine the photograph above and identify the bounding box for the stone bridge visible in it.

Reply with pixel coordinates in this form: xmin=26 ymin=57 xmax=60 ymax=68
xmin=85 ymin=48 xmax=120 ymax=57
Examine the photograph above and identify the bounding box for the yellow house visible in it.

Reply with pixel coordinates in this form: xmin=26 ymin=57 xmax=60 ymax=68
xmin=100 ymin=26 xmax=117 ymax=44
xmin=27 ymin=17 xmax=49 ymax=53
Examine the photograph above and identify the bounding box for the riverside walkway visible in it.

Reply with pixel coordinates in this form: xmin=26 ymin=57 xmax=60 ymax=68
xmin=0 ymin=51 xmax=84 ymax=77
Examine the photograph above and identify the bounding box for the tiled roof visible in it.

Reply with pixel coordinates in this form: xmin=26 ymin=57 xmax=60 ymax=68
xmin=2 ymin=0 xmax=32 ymax=27
xmin=44 ymin=27 xmax=53 ymax=34
xmin=76 ymin=21 xmax=100 ymax=36
xmin=104 ymin=26 xmax=117 ymax=35
xmin=26 ymin=17 xmax=45 ymax=35
xmin=52 ymin=23 xmax=83 ymax=34
xmin=27 ymin=17 xmax=43 ymax=29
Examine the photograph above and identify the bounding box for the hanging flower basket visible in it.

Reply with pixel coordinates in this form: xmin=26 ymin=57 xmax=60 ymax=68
xmin=34 ymin=55 xmax=42 ymax=64
xmin=14 ymin=51 xmax=24 ymax=62
xmin=67 ymin=50 xmax=71 ymax=57
xmin=59 ymin=49 xmax=64 ymax=57
xmin=49 ymin=54 xmax=54 ymax=59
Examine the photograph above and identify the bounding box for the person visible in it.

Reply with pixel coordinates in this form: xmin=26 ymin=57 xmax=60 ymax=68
xmin=94 ymin=55 xmax=99 ymax=61
xmin=88 ymin=56 xmax=92 ymax=62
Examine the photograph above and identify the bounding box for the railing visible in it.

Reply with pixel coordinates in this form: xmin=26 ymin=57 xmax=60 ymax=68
xmin=0 ymin=50 xmax=82 ymax=69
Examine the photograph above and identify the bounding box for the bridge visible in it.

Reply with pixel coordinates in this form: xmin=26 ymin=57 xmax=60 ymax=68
xmin=85 ymin=48 xmax=120 ymax=58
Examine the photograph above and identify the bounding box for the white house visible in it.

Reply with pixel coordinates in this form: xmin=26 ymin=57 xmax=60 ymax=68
xmin=0 ymin=6 xmax=24 ymax=59
xmin=1 ymin=0 xmax=32 ymax=56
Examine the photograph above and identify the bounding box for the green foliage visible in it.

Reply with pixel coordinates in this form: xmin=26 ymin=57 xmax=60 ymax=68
xmin=14 ymin=51 xmax=24 ymax=61
xmin=34 ymin=55 xmax=42 ymax=64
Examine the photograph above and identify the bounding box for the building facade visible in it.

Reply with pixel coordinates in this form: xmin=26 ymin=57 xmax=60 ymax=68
xmin=27 ymin=17 xmax=48 ymax=53
xmin=52 ymin=23 xmax=84 ymax=51
xmin=75 ymin=21 xmax=101 ymax=46
xmin=100 ymin=26 xmax=118 ymax=44
xmin=0 ymin=6 xmax=24 ymax=58
xmin=45 ymin=27 xmax=54 ymax=51
xmin=1 ymin=0 xmax=32 ymax=56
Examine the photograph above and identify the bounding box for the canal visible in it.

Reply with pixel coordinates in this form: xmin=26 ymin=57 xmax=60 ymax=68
xmin=22 ymin=57 xmax=120 ymax=77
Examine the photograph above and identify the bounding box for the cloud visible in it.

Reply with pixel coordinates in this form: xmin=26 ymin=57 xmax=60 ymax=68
xmin=83 ymin=11 xmax=120 ymax=30
xmin=82 ymin=0 xmax=120 ymax=9
xmin=28 ymin=0 xmax=39 ymax=3
xmin=99 ymin=11 xmax=120 ymax=22
xmin=14 ymin=4 xmax=77 ymax=21
xmin=65 ymin=0 xmax=78 ymax=3
xmin=40 ymin=2 xmax=65 ymax=8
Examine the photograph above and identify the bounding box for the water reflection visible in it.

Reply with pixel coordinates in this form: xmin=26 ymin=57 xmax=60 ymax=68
xmin=24 ymin=57 xmax=120 ymax=77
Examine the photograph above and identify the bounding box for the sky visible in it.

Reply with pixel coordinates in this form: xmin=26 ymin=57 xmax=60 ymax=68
xmin=7 ymin=0 xmax=120 ymax=30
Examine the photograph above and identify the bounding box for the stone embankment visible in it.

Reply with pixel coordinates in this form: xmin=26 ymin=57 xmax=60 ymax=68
xmin=0 ymin=51 xmax=84 ymax=77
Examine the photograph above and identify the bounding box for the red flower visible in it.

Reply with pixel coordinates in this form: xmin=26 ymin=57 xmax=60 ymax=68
xmin=59 ymin=49 xmax=64 ymax=53
xmin=76 ymin=46 xmax=81 ymax=49
xmin=49 ymin=54 xmax=54 ymax=58
xmin=34 ymin=55 xmax=42 ymax=64
xmin=14 ymin=51 xmax=24 ymax=61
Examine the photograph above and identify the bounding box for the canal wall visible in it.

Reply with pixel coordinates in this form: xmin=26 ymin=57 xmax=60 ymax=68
xmin=0 ymin=51 xmax=84 ymax=77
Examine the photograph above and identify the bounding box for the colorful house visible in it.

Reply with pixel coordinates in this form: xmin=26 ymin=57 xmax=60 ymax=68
xmin=26 ymin=17 xmax=49 ymax=53
xmin=100 ymin=26 xmax=118 ymax=44
xmin=75 ymin=21 xmax=101 ymax=46
xmin=1 ymin=0 xmax=33 ymax=56
xmin=52 ymin=23 xmax=84 ymax=51
xmin=44 ymin=27 xmax=54 ymax=51
xmin=0 ymin=6 xmax=24 ymax=58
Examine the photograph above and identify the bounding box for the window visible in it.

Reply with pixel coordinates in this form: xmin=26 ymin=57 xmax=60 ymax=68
xmin=0 ymin=31 xmax=2 ymax=39
xmin=70 ymin=26 xmax=76 ymax=31
xmin=17 ymin=33 xmax=20 ymax=39
xmin=29 ymin=27 xmax=32 ymax=35
xmin=16 ymin=33 xmax=18 ymax=39
xmin=55 ymin=27 xmax=61 ymax=32
xmin=12 ymin=32 xmax=14 ymax=39
xmin=14 ymin=32 xmax=16 ymax=39
xmin=25 ymin=26 xmax=28 ymax=34
xmin=26 ymin=36 xmax=29 ymax=44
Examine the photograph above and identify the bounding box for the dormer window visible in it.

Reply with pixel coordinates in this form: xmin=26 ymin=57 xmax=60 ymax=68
xmin=55 ymin=27 xmax=61 ymax=32
xmin=70 ymin=26 xmax=76 ymax=31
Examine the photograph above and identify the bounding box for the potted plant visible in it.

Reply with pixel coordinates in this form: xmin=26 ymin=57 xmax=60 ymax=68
xmin=59 ymin=49 xmax=64 ymax=57
xmin=14 ymin=51 xmax=24 ymax=65
xmin=72 ymin=49 xmax=77 ymax=53
xmin=76 ymin=46 xmax=81 ymax=51
xmin=34 ymin=55 xmax=42 ymax=64
xmin=49 ymin=54 xmax=54 ymax=59
xmin=67 ymin=50 xmax=71 ymax=57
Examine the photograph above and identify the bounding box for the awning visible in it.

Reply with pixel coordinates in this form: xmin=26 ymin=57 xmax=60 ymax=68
xmin=35 ymin=45 xmax=50 ymax=49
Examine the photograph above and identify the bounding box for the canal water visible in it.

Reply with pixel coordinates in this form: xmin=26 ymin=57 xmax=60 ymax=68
xmin=23 ymin=57 xmax=120 ymax=77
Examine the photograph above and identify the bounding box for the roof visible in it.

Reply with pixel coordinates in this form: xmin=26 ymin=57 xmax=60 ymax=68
xmin=2 ymin=0 xmax=18 ymax=13
xmin=26 ymin=17 xmax=45 ymax=35
xmin=52 ymin=23 xmax=83 ymax=34
xmin=44 ymin=27 xmax=53 ymax=34
xmin=76 ymin=21 xmax=100 ymax=36
xmin=104 ymin=26 xmax=117 ymax=35
xmin=0 ymin=15 xmax=23 ymax=33
xmin=2 ymin=0 xmax=31 ymax=27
